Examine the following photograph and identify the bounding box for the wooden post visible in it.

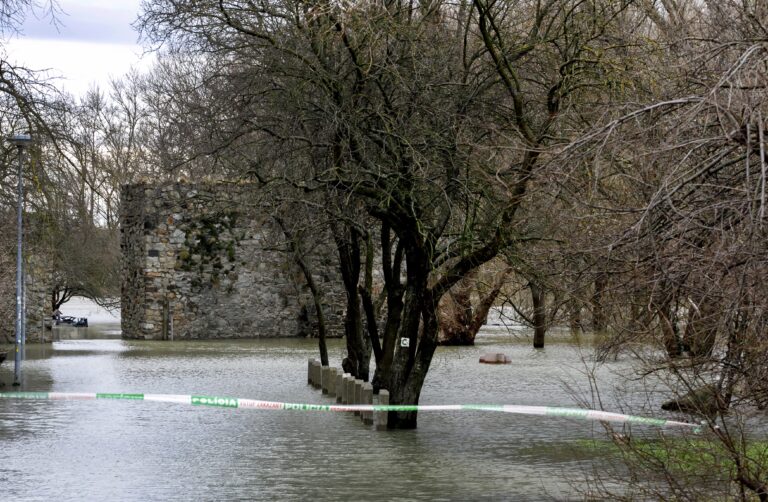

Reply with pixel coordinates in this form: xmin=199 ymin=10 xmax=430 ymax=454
xmin=354 ymin=379 xmax=363 ymax=416
xmin=327 ymin=368 xmax=337 ymax=396
xmin=362 ymin=383 xmax=373 ymax=425
xmin=376 ymin=390 xmax=389 ymax=431
xmin=314 ymin=361 xmax=323 ymax=389
xmin=345 ymin=376 xmax=355 ymax=405
xmin=309 ymin=359 xmax=321 ymax=388
xmin=307 ymin=358 xmax=315 ymax=385
xmin=340 ymin=375 xmax=350 ymax=404
xmin=321 ymin=366 xmax=331 ymax=394
xmin=336 ymin=372 xmax=346 ymax=403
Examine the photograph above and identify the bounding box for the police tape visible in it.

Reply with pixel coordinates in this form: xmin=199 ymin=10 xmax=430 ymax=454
xmin=0 ymin=391 xmax=700 ymax=429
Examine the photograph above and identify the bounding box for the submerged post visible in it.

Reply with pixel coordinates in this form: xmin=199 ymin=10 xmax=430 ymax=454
xmin=321 ymin=366 xmax=331 ymax=394
xmin=344 ymin=375 xmax=355 ymax=405
xmin=354 ymin=379 xmax=363 ymax=416
xmin=339 ymin=374 xmax=348 ymax=404
xmin=313 ymin=361 xmax=323 ymax=389
xmin=327 ymin=368 xmax=337 ymax=396
xmin=308 ymin=358 xmax=321 ymax=387
xmin=336 ymin=372 xmax=346 ymax=403
xmin=362 ymin=383 xmax=373 ymax=425
xmin=376 ymin=390 xmax=389 ymax=431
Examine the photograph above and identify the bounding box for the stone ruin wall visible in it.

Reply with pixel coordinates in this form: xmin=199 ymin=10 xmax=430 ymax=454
xmin=24 ymin=256 xmax=52 ymax=343
xmin=0 ymin=248 xmax=53 ymax=345
xmin=120 ymin=182 xmax=343 ymax=340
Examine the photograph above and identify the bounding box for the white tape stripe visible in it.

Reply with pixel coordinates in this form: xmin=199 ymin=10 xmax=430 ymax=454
xmin=501 ymin=405 xmax=549 ymax=415
xmin=49 ymin=392 xmax=97 ymax=400
xmin=144 ymin=394 xmax=191 ymax=405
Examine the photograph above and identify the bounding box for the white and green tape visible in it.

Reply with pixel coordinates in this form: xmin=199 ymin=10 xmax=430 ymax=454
xmin=0 ymin=391 xmax=699 ymax=429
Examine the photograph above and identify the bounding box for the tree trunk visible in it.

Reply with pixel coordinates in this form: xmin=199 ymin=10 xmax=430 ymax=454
xmin=371 ymin=224 xmax=404 ymax=392
xmin=530 ymin=280 xmax=547 ymax=348
xmin=382 ymin=245 xmax=437 ymax=429
xmin=52 ymin=285 xmax=74 ymax=312
xmin=569 ymin=298 xmax=583 ymax=335
xmin=292 ymin=255 xmax=329 ymax=366
xmin=683 ymin=295 xmax=718 ymax=358
xmin=657 ymin=298 xmax=682 ymax=359
xmin=592 ymin=274 xmax=608 ymax=333
xmin=334 ymin=226 xmax=371 ymax=381
xmin=438 ymin=267 xmax=509 ymax=346
xmin=359 ymin=233 xmax=382 ymax=363
xmin=276 ymin=218 xmax=328 ymax=366
xmin=437 ymin=271 xmax=474 ymax=345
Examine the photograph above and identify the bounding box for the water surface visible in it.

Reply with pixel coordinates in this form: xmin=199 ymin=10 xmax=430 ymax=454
xmin=1 ymin=329 xmax=671 ymax=501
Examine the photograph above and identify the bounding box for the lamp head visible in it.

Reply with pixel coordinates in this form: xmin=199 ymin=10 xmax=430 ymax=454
xmin=7 ymin=134 xmax=33 ymax=147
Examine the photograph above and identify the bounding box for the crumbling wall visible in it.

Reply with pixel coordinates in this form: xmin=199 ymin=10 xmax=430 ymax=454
xmin=25 ymin=255 xmax=53 ymax=343
xmin=0 ymin=246 xmax=52 ymax=344
xmin=120 ymin=182 xmax=342 ymax=340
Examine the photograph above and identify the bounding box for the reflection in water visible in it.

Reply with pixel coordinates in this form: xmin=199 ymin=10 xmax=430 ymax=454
xmin=0 ymin=330 xmax=664 ymax=500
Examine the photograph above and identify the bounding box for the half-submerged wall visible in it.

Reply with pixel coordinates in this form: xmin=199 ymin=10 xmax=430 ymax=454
xmin=120 ymin=182 xmax=341 ymax=340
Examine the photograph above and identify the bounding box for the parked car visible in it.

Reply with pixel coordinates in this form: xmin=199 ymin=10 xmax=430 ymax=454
xmin=55 ymin=316 xmax=88 ymax=327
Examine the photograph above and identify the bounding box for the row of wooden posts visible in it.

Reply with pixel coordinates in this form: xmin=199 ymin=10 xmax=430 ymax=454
xmin=307 ymin=359 xmax=389 ymax=430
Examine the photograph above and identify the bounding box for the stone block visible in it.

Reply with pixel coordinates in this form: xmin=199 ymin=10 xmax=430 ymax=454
xmin=344 ymin=376 xmax=355 ymax=405
xmin=327 ymin=368 xmax=338 ymax=396
xmin=362 ymin=383 xmax=373 ymax=425
xmin=376 ymin=390 xmax=389 ymax=431
xmin=336 ymin=372 xmax=346 ymax=403
xmin=321 ymin=366 xmax=332 ymax=394
xmin=354 ymin=379 xmax=363 ymax=415
xmin=309 ymin=359 xmax=322 ymax=388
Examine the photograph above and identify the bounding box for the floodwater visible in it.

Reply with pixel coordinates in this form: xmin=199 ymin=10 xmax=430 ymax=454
xmin=0 ymin=325 xmax=677 ymax=501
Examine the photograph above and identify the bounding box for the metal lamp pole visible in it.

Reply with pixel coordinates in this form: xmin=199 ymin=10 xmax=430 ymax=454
xmin=8 ymin=133 xmax=32 ymax=387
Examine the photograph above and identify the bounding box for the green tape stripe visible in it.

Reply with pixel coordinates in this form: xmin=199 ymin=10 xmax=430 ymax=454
xmin=96 ymin=393 xmax=145 ymax=400
xmin=626 ymin=416 xmax=668 ymax=427
xmin=0 ymin=391 xmax=49 ymax=400
xmin=546 ymin=407 xmax=589 ymax=419
xmin=464 ymin=404 xmax=505 ymax=412
xmin=370 ymin=405 xmax=419 ymax=412
xmin=283 ymin=403 xmax=333 ymax=411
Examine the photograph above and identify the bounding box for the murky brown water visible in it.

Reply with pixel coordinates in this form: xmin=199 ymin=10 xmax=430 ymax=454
xmin=1 ymin=326 xmax=666 ymax=500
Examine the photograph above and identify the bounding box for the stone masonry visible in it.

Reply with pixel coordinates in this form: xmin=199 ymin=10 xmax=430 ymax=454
xmin=25 ymin=255 xmax=53 ymax=343
xmin=0 ymin=244 xmax=53 ymax=345
xmin=120 ymin=182 xmax=342 ymax=340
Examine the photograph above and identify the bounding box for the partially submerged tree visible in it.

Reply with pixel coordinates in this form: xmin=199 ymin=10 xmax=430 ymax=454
xmin=137 ymin=0 xmax=642 ymax=427
xmin=437 ymin=260 xmax=510 ymax=346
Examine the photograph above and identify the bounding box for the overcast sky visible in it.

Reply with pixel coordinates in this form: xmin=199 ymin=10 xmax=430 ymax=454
xmin=3 ymin=0 xmax=154 ymax=96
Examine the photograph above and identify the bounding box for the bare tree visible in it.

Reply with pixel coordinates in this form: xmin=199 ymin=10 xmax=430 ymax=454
xmin=437 ymin=260 xmax=510 ymax=346
xmin=557 ymin=1 xmax=768 ymax=498
xmin=134 ymin=0 xmax=647 ymax=428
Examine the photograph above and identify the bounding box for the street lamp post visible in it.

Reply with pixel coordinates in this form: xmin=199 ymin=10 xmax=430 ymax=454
xmin=8 ymin=133 xmax=32 ymax=387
